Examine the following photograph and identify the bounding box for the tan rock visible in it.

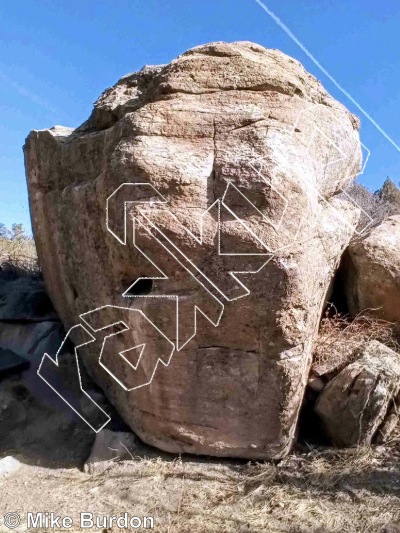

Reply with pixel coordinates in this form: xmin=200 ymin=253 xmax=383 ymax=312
xmin=315 ymin=340 xmax=400 ymax=446
xmin=376 ymin=412 xmax=399 ymax=444
xmin=24 ymin=41 xmax=362 ymax=459
xmin=84 ymin=429 xmax=138 ymax=474
xmin=343 ymin=215 xmax=400 ymax=322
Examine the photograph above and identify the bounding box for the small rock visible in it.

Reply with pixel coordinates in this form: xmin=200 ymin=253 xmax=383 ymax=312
xmin=0 ymin=456 xmax=21 ymax=479
xmin=315 ymin=340 xmax=400 ymax=446
xmin=83 ymin=429 xmax=138 ymax=474
xmin=376 ymin=409 xmax=399 ymax=444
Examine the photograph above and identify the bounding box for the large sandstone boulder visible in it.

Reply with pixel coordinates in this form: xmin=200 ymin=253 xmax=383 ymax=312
xmin=343 ymin=215 xmax=400 ymax=322
xmin=24 ymin=41 xmax=362 ymax=459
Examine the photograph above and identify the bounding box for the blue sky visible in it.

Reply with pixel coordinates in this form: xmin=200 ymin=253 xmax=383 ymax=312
xmin=1 ymin=0 xmax=399 ymax=234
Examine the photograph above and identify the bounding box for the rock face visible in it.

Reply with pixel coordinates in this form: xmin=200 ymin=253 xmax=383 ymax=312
xmin=24 ymin=41 xmax=362 ymax=459
xmin=343 ymin=215 xmax=400 ymax=322
xmin=315 ymin=340 xmax=400 ymax=446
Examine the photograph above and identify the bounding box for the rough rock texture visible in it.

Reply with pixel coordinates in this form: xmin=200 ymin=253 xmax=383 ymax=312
xmin=315 ymin=340 xmax=400 ymax=446
xmin=24 ymin=41 xmax=362 ymax=459
xmin=343 ymin=215 xmax=400 ymax=322
xmin=84 ymin=429 xmax=138 ymax=474
xmin=376 ymin=407 xmax=399 ymax=444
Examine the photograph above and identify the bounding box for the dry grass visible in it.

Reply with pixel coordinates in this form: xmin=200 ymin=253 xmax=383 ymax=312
xmin=2 ymin=445 xmax=400 ymax=532
xmin=312 ymin=308 xmax=400 ymax=378
xmin=0 ymin=237 xmax=39 ymax=280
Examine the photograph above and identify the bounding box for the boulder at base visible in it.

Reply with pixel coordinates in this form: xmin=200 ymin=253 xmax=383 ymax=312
xmin=315 ymin=340 xmax=400 ymax=446
xmin=343 ymin=215 xmax=400 ymax=322
xmin=0 ymin=277 xmax=57 ymax=321
xmin=24 ymin=41 xmax=362 ymax=459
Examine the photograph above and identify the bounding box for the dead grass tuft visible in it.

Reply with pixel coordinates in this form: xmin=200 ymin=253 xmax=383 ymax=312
xmin=313 ymin=307 xmax=400 ymax=377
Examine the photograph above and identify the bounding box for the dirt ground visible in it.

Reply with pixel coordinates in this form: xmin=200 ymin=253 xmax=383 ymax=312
xmin=1 ymin=367 xmax=400 ymax=533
